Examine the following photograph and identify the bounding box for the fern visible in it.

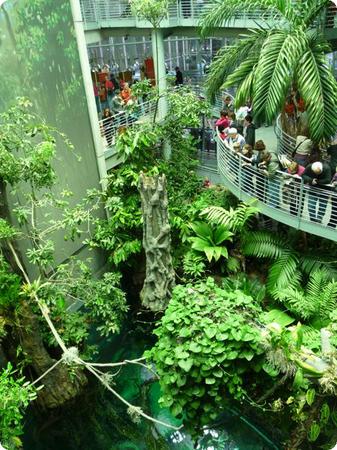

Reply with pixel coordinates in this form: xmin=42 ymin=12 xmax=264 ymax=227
xmin=203 ymin=201 xmax=259 ymax=233
xmin=267 ymin=250 xmax=300 ymax=292
xmin=242 ymin=231 xmax=293 ymax=260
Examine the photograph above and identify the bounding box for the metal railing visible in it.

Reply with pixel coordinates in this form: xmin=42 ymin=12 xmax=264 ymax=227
xmin=79 ymin=0 xmax=282 ymax=27
xmin=80 ymin=0 xmax=337 ymax=29
xmin=217 ymin=136 xmax=337 ymax=235
xmin=274 ymin=114 xmax=296 ymax=157
xmin=99 ymin=98 xmax=156 ymax=153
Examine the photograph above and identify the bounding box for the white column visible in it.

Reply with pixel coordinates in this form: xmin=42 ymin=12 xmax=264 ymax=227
xmin=70 ymin=0 xmax=108 ymax=189
xmin=151 ymin=28 xmax=170 ymax=159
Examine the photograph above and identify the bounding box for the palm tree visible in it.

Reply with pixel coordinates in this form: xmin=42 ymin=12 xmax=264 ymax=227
xmin=200 ymin=0 xmax=337 ymax=142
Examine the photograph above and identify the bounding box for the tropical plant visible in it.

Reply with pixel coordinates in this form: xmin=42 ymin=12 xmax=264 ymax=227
xmin=241 ymin=230 xmax=337 ymax=293
xmin=145 ymin=278 xmax=265 ymax=431
xmin=0 ymin=363 xmax=38 ymax=450
xmin=200 ymin=0 xmax=337 ymax=141
xmin=189 ymin=221 xmax=233 ymax=262
xmin=274 ymin=269 xmax=337 ymax=325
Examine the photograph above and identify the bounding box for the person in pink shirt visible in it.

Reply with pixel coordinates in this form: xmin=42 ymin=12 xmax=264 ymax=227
xmin=215 ymin=110 xmax=230 ymax=130
xmin=287 ymin=161 xmax=305 ymax=177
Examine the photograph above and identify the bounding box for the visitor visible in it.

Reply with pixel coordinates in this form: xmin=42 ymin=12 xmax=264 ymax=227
xmin=292 ymin=135 xmax=313 ymax=166
xmin=101 ymin=108 xmax=115 ymax=148
xmin=285 ymin=161 xmax=305 ymax=216
xmin=244 ymin=115 xmax=256 ymax=147
xmin=99 ymin=82 xmax=108 ymax=110
xmin=303 ymin=161 xmax=332 ymax=223
xmin=256 ymin=151 xmax=280 ymax=207
xmin=215 ymin=110 xmax=230 ymax=130
xmin=236 ymin=104 xmax=250 ymax=134
xmin=93 ymin=82 xmax=101 ymax=114
xmin=132 ymin=58 xmax=142 ymax=83
xmin=224 ymin=127 xmax=245 ymax=151
xmin=223 ymin=95 xmax=234 ymax=113
xmin=240 ymin=144 xmax=254 ymax=193
xmin=119 ymin=82 xmax=133 ymax=105
xmin=217 ymin=124 xmax=227 ymax=141
xmin=105 ymin=75 xmax=115 ymax=110
xmin=175 ymin=67 xmax=183 ymax=86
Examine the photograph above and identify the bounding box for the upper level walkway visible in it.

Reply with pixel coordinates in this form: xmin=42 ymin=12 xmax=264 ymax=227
xmin=98 ymin=85 xmax=337 ymax=241
xmin=80 ymin=0 xmax=337 ymax=35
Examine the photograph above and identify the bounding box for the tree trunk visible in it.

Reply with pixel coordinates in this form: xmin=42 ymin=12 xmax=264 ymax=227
xmin=17 ymin=301 xmax=87 ymax=409
xmin=0 ymin=179 xmax=87 ymax=408
xmin=138 ymin=173 xmax=175 ymax=311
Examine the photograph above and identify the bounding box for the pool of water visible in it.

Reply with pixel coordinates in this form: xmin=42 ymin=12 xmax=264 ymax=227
xmin=23 ymin=327 xmax=280 ymax=450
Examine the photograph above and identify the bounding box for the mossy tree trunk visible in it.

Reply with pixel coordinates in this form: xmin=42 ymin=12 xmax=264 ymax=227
xmin=138 ymin=173 xmax=175 ymax=311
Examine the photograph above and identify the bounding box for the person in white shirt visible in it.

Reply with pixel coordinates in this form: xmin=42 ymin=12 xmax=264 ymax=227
xmin=225 ymin=127 xmax=245 ymax=150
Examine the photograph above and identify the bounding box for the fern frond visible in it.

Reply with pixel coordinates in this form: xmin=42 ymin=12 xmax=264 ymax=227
xmin=241 ymin=231 xmax=292 ymax=260
xmin=267 ymin=250 xmax=300 ymax=293
xmin=300 ymin=255 xmax=337 ymax=280
xmin=316 ymin=280 xmax=337 ymax=322
xmin=276 ymin=287 xmax=315 ymax=320
xmin=203 ymin=201 xmax=259 ymax=232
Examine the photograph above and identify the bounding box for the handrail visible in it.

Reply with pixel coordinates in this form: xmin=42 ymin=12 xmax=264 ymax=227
xmin=216 ymin=135 xmax=337 ymax=240
xmin=99 ymin=98 xmax=156 ymax=152
xmin=274 ymin=114 xmax=296 ymax=157
xmin=80 ymin=0 xmax=337 ymax=29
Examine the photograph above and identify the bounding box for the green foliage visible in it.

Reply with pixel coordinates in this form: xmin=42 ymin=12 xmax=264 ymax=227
xmin=166 ymin=87 xmax=211 ymax=129
xmin=0 ymin=219 xmax=18 ymax=240
xmin=131 ymin=0 xmax=171 ymax=27
xmin=146 ymin=278 xmax=265 ymax=430
xmin=189 ymin=221 xmax=233 ymax=262
xmin=116 ymin=123 xmax=161 ymax=162
xmin=201 ymin=0 xmax=337 ymax=141
xmin=0 ymin=363 xmax=38 ymax=449
xmin=41 ymin=261 xmax=128 ymax=339
xmin=203 ymin=201 xmax=259 ymax=233
xmin=0 ymin=259 xmax=21 ymax=309
xmin=241 ymin=230 xmax=337 ymax=294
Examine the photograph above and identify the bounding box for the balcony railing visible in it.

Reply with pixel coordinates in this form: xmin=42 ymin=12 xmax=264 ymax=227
xmin=217 ymin=136 xmax=337 ymax=240
xmin=80 ymin=0 xmax=337 ymax=30
xmin=99 ymin=98 xmax=157 ymax=156
xmin=79 ymin=0 xmax=279 ymax=28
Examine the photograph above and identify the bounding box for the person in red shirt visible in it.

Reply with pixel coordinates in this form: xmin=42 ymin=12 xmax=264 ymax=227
xmin=215 ymin=110 xmax=230 ymax=130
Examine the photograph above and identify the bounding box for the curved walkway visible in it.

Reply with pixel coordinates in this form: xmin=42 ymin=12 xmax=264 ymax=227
xmin=216 ymin=136 xmax=337 ymax=241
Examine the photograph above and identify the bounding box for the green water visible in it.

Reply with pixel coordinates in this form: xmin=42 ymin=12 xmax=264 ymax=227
xmin=23 ymin=328 xmax=280 ymax=450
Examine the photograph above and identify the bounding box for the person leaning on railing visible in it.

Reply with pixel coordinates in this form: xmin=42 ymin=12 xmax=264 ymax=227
xmin=302 ymin=161 xmax=332 ymax=223
xmin=254 ymin=151 xmax=280 ymax=207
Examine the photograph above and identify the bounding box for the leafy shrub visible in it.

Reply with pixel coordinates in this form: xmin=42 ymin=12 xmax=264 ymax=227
xmin=146 ymin=278 xmax=265 ymax=431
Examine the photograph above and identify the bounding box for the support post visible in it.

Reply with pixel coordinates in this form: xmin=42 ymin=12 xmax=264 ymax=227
xmin=70 ymin=0 xmax=108 ymax=190
xmin=151 ymin=28 xmax=171 ymax=159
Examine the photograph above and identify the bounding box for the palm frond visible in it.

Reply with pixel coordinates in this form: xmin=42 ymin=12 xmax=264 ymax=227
xmin=199 ymin=0 xmax=287 ymax=37
xmin=203 ymin=201 xmax=259 ymax=232
xmin=302 ymin=0 xmax=331 ymax=28
xmin=241 ymin=231 xmax=292 ymax=259
xmin=235 ymin=66 xmax=257 ymax=108
xmin=253 ymin=29 xmax=308 ymax=123
xmin=205 ymin=30 xmax=268 ymax=101
xmin=296 ymin=32 xmax=337 ymax=142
